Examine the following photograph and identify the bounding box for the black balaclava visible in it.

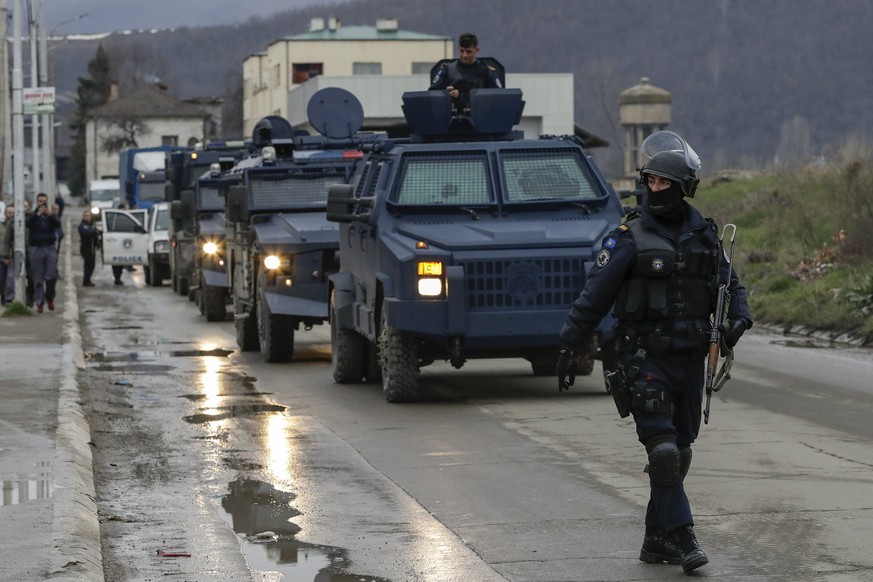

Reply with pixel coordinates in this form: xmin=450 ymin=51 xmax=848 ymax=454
xmin=645 ymin=181 xmax=685 ymax=220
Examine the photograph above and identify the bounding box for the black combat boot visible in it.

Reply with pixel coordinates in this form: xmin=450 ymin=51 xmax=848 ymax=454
xmin=639 ymin=527 xmax=681 ymax=565
xmin=670 ymin=525 xmax=709 ymax=574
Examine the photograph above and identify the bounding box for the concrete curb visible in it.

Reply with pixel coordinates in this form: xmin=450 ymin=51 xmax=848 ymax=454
xmin=49 ymin=220 xmax=104 ymax=581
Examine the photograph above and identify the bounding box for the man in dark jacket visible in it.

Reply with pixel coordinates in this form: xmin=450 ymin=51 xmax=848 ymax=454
xmin=557 ymin=131 xmax=753 ymax=574
xmin=26 ymin=193 xmax=61 ymax=312
xmin=78 ymin=209 xmax=100 ymax=286
xmin=429 ymin=32 xmax=502 ymax=114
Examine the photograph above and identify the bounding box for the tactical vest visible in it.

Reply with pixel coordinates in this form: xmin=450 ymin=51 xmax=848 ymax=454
xmin=445 ymin=61 xmax=488 ymax=91
xmin=614 ymin=218 xmax=720 ymax=335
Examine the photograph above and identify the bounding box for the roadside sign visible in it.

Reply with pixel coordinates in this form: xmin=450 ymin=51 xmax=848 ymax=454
xmin=23 ymin=87 xmax=56 ymax=115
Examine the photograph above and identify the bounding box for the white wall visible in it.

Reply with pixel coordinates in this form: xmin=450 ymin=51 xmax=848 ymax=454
xmin=85 ymin=117 xmax=205 ymax=184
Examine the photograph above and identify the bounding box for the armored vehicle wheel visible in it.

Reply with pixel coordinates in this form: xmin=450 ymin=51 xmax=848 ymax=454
xmin=528 ymin=357 xmax=557 ymax=376
xmin=379 ymin=300 xmax=420 ymax=402
xmin=202 ymin=284 xmax=226 ymax=322
xmin=143 ymin=264 xmax=152 ymax=286
xmin=330 ymin=291 xmax=366 ymax=382
xmin=171 ymin=272 xmax=178 ymax=292
xmin=234 ymin=297 xmax=260 ymax=352
xmin=147 ymin=258 xmax=162 ymax=287
xmin=576 ymin=354 xmax=595 ymax=376
xmin=258 ymin=289 xmax=294 ymax=363
xmin=178 ymin=276 xmax=189 ymax=296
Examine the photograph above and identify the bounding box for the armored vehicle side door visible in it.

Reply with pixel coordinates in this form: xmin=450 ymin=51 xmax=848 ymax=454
xmin=100 ymin=209 xmax=148 ymax=266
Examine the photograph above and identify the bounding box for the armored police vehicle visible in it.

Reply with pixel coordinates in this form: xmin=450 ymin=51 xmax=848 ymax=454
xmin=167 ymin=144 xmax=250 ymax=298
xmin=326 ymin=88 xmax=624 ymax=402
xmin=224 ymin=88 xmax=377 ymax=362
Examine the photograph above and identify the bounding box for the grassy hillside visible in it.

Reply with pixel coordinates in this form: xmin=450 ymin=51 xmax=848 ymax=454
xmin=692 ymin=149 xmax=873 ymax=345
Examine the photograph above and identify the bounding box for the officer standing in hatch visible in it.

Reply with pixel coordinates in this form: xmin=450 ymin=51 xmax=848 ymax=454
xmin=556 ymin=130 xmax=752 ymax=574
xmin=429 ymin=32 xmax=502 ymax=113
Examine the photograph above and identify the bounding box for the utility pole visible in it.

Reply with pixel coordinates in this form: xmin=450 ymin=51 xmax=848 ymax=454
xmin=28 ymin=0 xmax=40 ymax=195
xmin=0 ymin=0 xmax=10 ymax=197
xmin=12 ymin=0 xmax=27 ymax=303
xmin=38 ymin=0 xmax=51 ymax=200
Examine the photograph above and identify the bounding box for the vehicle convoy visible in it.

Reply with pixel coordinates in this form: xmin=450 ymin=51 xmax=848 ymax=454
xmin=224 ymin=88 xmax=377 ymax=362
xmin=169 ymin=144 xmax=250 ymax=314
xmin=86 ymin=178 xmax=123 ymax=219
xmin=326 ymin=88 xmax=625 ymax=402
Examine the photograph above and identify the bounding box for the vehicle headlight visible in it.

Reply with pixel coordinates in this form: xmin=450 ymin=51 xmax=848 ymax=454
xmin=263 ymin=255 xmax=281 ymax=270
xmin=203 ymin=241 xmax=218 ymax=255
xmin=417 ymin=261 xmax=444 ymax=297
xmin=154 ymin=240 xmax=170 ymax=253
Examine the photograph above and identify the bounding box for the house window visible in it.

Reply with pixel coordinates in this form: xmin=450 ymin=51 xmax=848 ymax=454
xmin=292 ymin=63 xmax=323 ymax=84
xmin=412 ymin=62 xmax=433 ymax=75
xmin=162 ymin=135 xmax=178 ymax=146
xmin=353 ymin=62 xmax=382 ymax=75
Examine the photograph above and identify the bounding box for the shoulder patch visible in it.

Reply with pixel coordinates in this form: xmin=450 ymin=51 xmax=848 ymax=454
xmin=603 ymin=237 xmax=617 ymax=249
xmin=596 ymin=249 xmax=611 ymax=268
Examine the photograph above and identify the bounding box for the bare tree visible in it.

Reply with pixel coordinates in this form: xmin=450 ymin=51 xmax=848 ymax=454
xmin=101 ymin=114 xmax=152 ymax=154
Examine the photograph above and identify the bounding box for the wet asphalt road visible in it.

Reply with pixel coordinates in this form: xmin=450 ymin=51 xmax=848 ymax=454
xmin=76 ymin=258 xmax=873 ymax=581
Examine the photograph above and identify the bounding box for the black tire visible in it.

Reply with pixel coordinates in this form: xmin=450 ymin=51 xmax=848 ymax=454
xmin=171 ymin=271 xmax=178 ymax=292
xmin=234 ymin=297 xmax=260 ymax=352
xmin=178 ymin=276 xmax=189 ymax=297
xmin=379 ymin=300 xmax=420 ymax=402
xmin=330 ymin=291 xmax=366 ymax=382
xmin=187 ymin=285 xmax=196 ymax=302
xmin=147 ymin=257 xmax=161 ymax=287
xmin=202 ymin=284 xmax=227 ymax=322
xmin=258 ymin=288 xmax=294 ymax=363
xmin=529 ymin=357 xmax=556 ymax=376
xmin=576 ymin=354 xmax=595 ymax=376
xmin=143 ymin=264 xmax=152 ymax=286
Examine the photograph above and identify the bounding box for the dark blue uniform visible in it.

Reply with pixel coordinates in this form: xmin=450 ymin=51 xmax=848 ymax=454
xmin=429 ymin=59 xmax=502 ymax=112
xmin=560 ymin=202 xmax=752 ymax=533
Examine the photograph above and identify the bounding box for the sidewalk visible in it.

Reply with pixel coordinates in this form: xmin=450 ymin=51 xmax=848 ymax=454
xmin=0 ymin=213 xmax=103 ymax=581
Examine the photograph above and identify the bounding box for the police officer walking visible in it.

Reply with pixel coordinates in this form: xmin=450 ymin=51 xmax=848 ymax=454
xmin=556 ymin=131 xmax=752 ymax=574
xmin=429 ymin=32 xmax=502 ymax=114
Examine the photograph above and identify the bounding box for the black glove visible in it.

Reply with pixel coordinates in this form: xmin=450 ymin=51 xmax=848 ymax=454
xmin=556 ymin=348 xmax=577 ymax=392
xmin=721 ymin=319 xmax=748 ymax=349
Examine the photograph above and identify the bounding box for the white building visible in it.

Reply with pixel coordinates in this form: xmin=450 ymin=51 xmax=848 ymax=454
xmin=85 ymin=85 xmax=216 ymax=185
xmin=243 ymin=18 xmax=591 ymax=143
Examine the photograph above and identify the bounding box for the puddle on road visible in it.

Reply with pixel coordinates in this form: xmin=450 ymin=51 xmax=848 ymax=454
xmin=1 ymin=462 xmax=53 ymax=506
xmin=85 ymin=348 xmax=233 ymax=362
xmin=220 ymin=478 xmax=389 ymax=582
xmin=183 ymin=404 xmax=287 ymax=424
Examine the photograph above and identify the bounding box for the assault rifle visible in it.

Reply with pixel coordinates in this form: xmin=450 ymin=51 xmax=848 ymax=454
xmin=704 ymin=223 xmax=737 ymax=425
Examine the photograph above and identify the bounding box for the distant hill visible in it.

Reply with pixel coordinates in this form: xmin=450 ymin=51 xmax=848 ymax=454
xmin=50 ymin=0 xmax=873 ymax=179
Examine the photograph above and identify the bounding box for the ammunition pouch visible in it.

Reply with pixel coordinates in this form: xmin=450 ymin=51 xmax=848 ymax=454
xmin=631 ymin=381 xmax=676 ymax=415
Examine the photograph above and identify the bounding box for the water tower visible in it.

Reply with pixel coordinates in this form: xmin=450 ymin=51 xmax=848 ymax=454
xmin=619 ymin=77 xmax=672 ymax=186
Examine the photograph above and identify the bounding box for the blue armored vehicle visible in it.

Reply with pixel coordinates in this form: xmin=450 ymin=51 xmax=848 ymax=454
xmin=224 ymin=88 xmax=378 ymax=362
xmin=326 ymin=88 xmax=624 ymax=402
xmin=166 ymin=144 xmax=249 ymax=298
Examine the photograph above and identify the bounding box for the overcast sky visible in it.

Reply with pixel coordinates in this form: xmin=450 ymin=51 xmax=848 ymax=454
xmin=41 ymin=0 xmax=340 ymax=35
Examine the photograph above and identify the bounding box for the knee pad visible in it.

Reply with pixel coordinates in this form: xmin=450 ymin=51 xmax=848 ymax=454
xmin=646 ymin=437 xmax=681 ymax=486
xmin=679 ymin=447 xmax=692 ymax=479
